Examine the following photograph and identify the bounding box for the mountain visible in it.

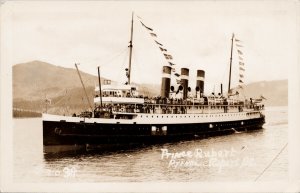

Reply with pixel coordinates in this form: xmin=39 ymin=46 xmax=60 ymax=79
xmin=241 ymin=80 xmax=288 ymax=106
xmin=12 ymin=60 xmax=159 ymax=115
xmin=13 ymin=60 xmax=99 ymax=101
xmin=13 ymin=61 xmax=287 ymax=116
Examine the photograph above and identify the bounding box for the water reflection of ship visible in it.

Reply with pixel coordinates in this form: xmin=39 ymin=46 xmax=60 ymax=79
xmin=43 ymin=13 xmax=265 ymax=153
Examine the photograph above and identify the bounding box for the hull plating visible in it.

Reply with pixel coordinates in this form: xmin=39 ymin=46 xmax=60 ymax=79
xmin=43 ymin=117 xmax=265 ymax=149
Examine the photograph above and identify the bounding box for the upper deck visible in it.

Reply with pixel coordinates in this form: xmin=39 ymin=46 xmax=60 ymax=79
xmin=91 ymin=83 xmax=264 ymax=119
xmin=94 ymin=84 xmax=144 ymax=104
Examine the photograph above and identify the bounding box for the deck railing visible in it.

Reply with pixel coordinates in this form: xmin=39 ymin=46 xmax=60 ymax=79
xmin=97 ymin=103 xmax=264 ymax=115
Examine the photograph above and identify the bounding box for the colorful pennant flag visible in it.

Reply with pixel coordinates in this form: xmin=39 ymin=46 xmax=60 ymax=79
xmin=237 ymin=50 xmax=243 ymax=55
xmin=239 ymin=56 xmax=243 ymax=60
xmin=236 ymin=44 xmax=243 ymax=47
xmin=239 ymin=74 xmax=244 ymax=78
xmin=239 ymin=67 xmax=245 ymax=71
xmin=239 ymin=62 xmax=244 ymax=66
xmin=235 ymin=38 xmax=242 ymax=42
xmin=174 ymin=73 xmax=180 ymax=77
xmin=169 ymin=62 xmax=175 ymax=66
xmin=239 ymin=80 xmax=244 ymax=83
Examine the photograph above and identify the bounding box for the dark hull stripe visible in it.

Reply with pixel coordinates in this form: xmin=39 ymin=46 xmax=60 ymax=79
xmin=43 ymin=117 xmax=265 ymax=146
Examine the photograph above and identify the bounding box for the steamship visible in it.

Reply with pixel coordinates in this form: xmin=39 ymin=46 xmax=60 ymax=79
xmin=43 ymin=13 xmax=265 ymax=152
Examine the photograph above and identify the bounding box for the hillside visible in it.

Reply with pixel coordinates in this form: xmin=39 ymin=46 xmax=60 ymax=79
xmin=242 ymin=80 xmax=288 ymax=106
xmin=13 ymin=61 xmax=287 ymax=116
xmin=13 ymin=60 xmax=100 ymax=101
xmin=12 ymin=61 xmax=159 ymax=115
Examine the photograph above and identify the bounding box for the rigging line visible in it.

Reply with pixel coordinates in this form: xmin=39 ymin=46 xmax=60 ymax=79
xmin=44 ymin=88 xmax=67 ymax=99
xmin=98 ymin=47 xmax=129 ymax=68
xmin=74 ymin=46 xmax=128 ymax=68
xmin=132 ymin=42 xmax=150 ymax=85
xmin=44 ymin=89 xmax=68 ymax=106
xmin=131 ymin=50 xmax=141 ymax=84
xmin=117 ymin=48 xmax=129 ymax=84
xmin=53 ymin=92 xmax=67 ymax=100
xmin=254 ymin=142 xmax=288 ymax=181
xmin=221 ymin=61 xmax=229 ymax=87
xmin=82 ymin=47 xmax=129 ymax=69
xmin=99 ymin=47 xmax=129 ymax=83
xmin=51 ymin=93 xmax=67 ymax=106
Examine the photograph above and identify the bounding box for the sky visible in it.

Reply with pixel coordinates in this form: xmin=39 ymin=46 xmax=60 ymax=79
xmin=2 ymin=0 xmax=297 ymax=93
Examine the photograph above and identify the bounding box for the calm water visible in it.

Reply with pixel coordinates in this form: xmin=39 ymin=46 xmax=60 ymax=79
xmin=13 ymin=106 xmax=288 ymax=182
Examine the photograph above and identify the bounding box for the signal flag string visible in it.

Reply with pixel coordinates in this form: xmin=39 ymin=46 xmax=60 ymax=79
xmin=137 ymin=15 xmax=182 ymax=84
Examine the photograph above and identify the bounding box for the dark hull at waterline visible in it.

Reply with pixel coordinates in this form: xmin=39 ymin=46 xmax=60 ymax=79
xmin=43 ymin=116 xmax=265 ymax=153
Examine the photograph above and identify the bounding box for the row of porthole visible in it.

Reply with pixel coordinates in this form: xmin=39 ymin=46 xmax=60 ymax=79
xmin=110 ymin=127 xmax=148 ymax=131
xmin=139 ymin=113 xmax=245 ymax=118
xmin=215 ymin=122 xmax=239 ymax=127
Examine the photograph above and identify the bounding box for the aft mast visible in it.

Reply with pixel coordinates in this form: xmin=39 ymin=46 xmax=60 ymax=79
xmin=228 ymin=33 xmax=234 ymax=94
xmin=127 ymin=12 xmax=134 ymax=85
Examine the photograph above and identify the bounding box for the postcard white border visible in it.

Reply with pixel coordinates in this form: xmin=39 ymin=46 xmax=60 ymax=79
xmin=1 ymin=0 xmax=300 ymax=192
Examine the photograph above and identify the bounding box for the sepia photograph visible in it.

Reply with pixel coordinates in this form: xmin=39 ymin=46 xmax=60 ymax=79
xmin=0 ymin=0 xmax=299 ymax=192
